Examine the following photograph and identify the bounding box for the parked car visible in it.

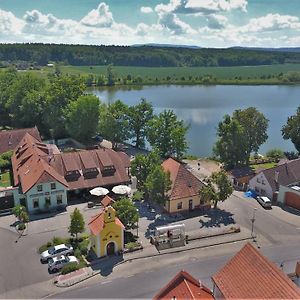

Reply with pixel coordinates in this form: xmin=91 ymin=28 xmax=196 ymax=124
xmin=257 ymin=196 xmax=272 ymax=209
xmin=48 ymin=255 xmax=78 ymax=273
xmin=40 ymin=244 xmax=73 ymax=263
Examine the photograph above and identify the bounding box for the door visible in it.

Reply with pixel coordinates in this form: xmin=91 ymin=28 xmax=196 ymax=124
xmin=285 ymin=192 xmax=300 ymax=210
xmin=189 ymin=199 xmax=193 ymax=211
xmin=106 ymin=242 xmax=115 ymax=256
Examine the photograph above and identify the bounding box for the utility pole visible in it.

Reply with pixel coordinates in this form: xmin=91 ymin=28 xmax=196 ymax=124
xmin=251 ymin=208 xmax=257 ymax=241
xmin=136 ymin=208 xmax=139 ymax=238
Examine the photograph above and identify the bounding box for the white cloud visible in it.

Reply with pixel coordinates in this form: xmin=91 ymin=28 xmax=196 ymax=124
xmin=80 ymin=2 xmax=114 ymax=27
xmin=140 ymin=6 xmax=153 ymax=14
xmin=241 ymin=13 xmax=300 ymax=33
xmin=206 ymin=14 xmax=228 ymax=29
xmin=0 ymin=9 xmax=24 ymax=36
xmin=158 ymin=12 xmax=196 ymax=34
xmin=155 ymin=0 xmax=247 ymax=15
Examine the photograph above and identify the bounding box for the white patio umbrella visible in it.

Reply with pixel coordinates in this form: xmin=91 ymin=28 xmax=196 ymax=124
xmin=89 ymin=187 xmax=109 ymax=196
xmin=112 ymin=185 xmax=131 ymax=195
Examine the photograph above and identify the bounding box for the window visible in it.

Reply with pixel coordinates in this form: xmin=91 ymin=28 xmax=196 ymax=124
xmin=261 ymin=189 xmax=266 ymax=195
xmin=56 ymin=194 xmax=63 ymax=205
xmin=177 ymin=202 xmax=182 ymax=210
xmin=37 ymin=185 xmax=43 ymax=192
xmin=33 ymin=198 xmax=39 ymax=208
xmin=45 ymin=197 xmax=51 ymax=206
xmin=262 ymin=180 xmax=265 ymax=185
xmin=256 ymin=178 xmax=261 ymax=183
xmin=51 ymin=183 xmax=56 ymax=190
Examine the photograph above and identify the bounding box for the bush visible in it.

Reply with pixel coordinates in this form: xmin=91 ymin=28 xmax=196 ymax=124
xmin=132 ymin=191 xmax=144 ymax=202
xmin=61 ymin=262 xmax=79 ymax=275
xmin=17 ymin=223 xmax=26 ymax=231
xmin=124 ymin=231 xmax=136 ymax=244
xmin=47 ymin=241 xmax=52 ymax=248
xmin=125 ymin=242 xmax=138 ymax=250
xmin=52 ymin=236 xmax=65 ymax=245
xmin=79 ymin=239 xmax=89 ymax=255
xmin=39 ymin=244 xmax=51 ymax=254
xmin=74 ymin=248 xmax=81 ymax=258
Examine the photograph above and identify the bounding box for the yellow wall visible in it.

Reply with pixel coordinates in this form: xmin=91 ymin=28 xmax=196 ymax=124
xmin=166 ymin=194 xmax=203 ymax=213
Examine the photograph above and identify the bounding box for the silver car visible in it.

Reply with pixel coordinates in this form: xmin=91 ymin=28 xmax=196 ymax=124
xmin=48 ymin=255 xmax=78 ymax=273
xmin=40 ymin=244 xmax=73 ymax=263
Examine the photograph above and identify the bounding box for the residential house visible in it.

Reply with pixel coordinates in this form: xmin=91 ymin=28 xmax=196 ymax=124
xmin=248 ymin=159 xmax=300 ymax=209
xmin=101 ymin=195 xmax=115 ymax=208
xmin=0 ymin=127 xmax=41 ymax=155
xmin=228 ymin=166 xmax=255 ymax=191
xmin=88 ymin=206 xmax=124 ymax=257
xmin=212 ymin=243 xmax=300 ymax=299
xmin=10 ymin=133 xmax=130 ymax=213
xmin=153 ymin=270 xmax=214 ymax=300
xmin=161 ymin=158 xmax=208 ymax=214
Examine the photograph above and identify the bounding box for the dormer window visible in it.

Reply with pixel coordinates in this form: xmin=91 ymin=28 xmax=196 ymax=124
xmin=51 ymin=182 xmax=56 ymax=190
xmin=37 ymin=185 xmax=43 ymax=192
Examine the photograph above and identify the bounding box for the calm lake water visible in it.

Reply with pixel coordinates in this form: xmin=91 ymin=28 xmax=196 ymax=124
xmin=91 ymin=85 xmax=300 ymax=157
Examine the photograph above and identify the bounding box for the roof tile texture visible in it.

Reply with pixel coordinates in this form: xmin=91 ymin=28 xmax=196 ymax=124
xmin=162 ymin=158 xmax=204 ymax=201
xmin=212 ymin=243 xmax=300 ymax=299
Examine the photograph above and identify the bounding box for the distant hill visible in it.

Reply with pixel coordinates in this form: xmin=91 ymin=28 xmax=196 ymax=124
xmin=132 ymin=43 xmax=201 ymax=49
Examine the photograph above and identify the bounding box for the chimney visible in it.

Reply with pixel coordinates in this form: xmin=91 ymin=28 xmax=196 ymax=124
xmin=296 ymin=262 xmax=300 ymax=277
xmin=274 ymin=171 xmax=279 ymax=183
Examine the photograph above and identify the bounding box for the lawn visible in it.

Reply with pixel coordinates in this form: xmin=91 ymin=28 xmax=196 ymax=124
xmin=0 ymin=171 xmax=11 ymax=188
xmin=60 ymin=63 xmax=300 ymax=80
xmin=251 ymin=162 xmax=277 ymax=171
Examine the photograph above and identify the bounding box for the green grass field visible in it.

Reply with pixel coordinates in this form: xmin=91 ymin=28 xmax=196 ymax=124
xmin=0 ymin=171 xmax=11 ymax=188
xmin=60 ymin=64 xmax=300 ymax=80
xmin=251 ymin=162 xmax=277 ymax=172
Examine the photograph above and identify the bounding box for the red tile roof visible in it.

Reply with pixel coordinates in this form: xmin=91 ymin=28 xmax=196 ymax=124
xmin=162 ymin=158 xmax=204 ymax=201
xmin=0 ymin=127 xmax=41 ymax=154
xmin=101 ymin=195 xmax=114 ymax=207
xmin=153 ymin=270 xmax=214 ymax=300
xmin=88 ymin=207 xmax=124 ymax=235
xmin=212 ymin=243 xmax=300 ymax=299
xmin=11 ymin=133 xmax=68 ymax=193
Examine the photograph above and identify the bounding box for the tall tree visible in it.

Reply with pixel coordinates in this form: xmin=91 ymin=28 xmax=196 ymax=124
xmin=282 ymin=107 xmax=300 ymax=153
xmin=113 ymin=198 xmax=139 ymax=230
xmin=107 ymin=64 xmax=116 ymax=86
xmin=147 ymin=110 xmax=189 ymax=159
xmin=214 ymin=115 xmax=248 ymax=169
xmin=131 ymin=150 xmax=161 ymax=190
xmin=201 ymin=170 xmax=233 ymax=209
xmin=145 ymin=165 xmax=171 ymax=205
xmin=233 ymin=107 xmax=269 ymax=162
xmin=66 ymin=95 xmax=100 ymax=142
xmin=98 ymin=100 xmax=130 ymax=146
xmin=128 ymin=99 xmax=153 ymax=148
xmin=68 ymin=208 xmax=85 ymax=241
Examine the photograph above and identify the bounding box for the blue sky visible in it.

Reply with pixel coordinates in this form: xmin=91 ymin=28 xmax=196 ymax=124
xmin=1 ymin=0 xmax=300 ymax=47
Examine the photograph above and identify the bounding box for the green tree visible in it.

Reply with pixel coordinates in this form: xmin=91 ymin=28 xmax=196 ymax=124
xmin=265 ymin=148 xmax=285 ymax=160
xmin=128 ymin=99 xmax=153 ymax=148
xmin=98 ymin=100 xmax=130 ymax=146
xmin=201 ymin=171 xmax=233 ymax=209
xmin=147 ymin=110 xmax=189 ymax=159
xmin=113 ymin=198 xmax=139 ymax=230
xmin=69 ymin=208 xmax=85 ymax=241
xmin=12 ymin=205 xmax=27 ymax=221
xmin=145 ymin=165 xmax=171 ymax=205
xmin=97 ymin=74 xmax=106 ymax=86
xmin=66 ymin=95 xmax=100 ymax=142
xmin=282 ymin=107 xmax=300 ymax=153
xmin=0 ymin=150 xmax=13 ymax=170
xmin=233 ymin=107 xmax=269 ymax=163
xmin=131 ymin=150 xmax=161 ymax=190
xmin=107 ymin=64 xmax=116 ymax=86
xmin=214 ymin=115 xmax=248 ymax=169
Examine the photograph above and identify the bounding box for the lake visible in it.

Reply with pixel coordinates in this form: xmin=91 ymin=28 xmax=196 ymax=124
xmin=91 ymin=85 xmax=300 ymax=157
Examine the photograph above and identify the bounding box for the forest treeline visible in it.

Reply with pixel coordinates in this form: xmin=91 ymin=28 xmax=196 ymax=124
xmin=1 ymin=43 xmax=300 ymax=67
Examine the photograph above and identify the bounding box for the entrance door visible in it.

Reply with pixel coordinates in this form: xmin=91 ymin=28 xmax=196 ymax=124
xmin=189 ymin=199 xmax=193 ymax=211
xmin=106 ymin=242 xmax=115 ymax=256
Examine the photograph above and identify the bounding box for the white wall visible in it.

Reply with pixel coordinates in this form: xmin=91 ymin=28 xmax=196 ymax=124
xmin=278 ymin=185 xmax=300 ymax=204
xmin=24 ymin=181 xmax=67 ymax=213
xmin=249 ymin=172 xmax=273 ymax=199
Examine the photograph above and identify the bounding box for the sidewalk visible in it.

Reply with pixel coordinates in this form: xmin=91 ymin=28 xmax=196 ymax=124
xmin=54 ymin=226 xmax=255 ymax=287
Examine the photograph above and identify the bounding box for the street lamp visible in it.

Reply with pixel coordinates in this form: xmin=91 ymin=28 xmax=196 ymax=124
xmin=251 ymin=208 xmax=257 ymax=241
xmin=136 ymin=208 xmax=139 ymax=238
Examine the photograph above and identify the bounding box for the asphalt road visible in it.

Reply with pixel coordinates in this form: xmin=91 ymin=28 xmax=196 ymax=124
xmin=51 ymin=241 xmax=300 ymax=299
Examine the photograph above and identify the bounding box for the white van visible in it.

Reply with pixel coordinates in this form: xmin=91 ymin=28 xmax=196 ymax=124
xmin=257 ymin=196 xmax=272 ymax=208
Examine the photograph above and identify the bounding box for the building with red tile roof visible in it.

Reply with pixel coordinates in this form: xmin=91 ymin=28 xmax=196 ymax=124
xmin=89 ymin=206 xmax=124 ymax=257
xmin=161 ymin=158 xmax=208 ymax=214
xmin=10 ymin=132 xmax=130 ymax=213
xmin=0 ymin=127 xmax=41 ymax=155
xmin=212 ymin=243 xmax=300 ymax=299
xmin=101 ymin=195 xmax=115 ymax=208
xmin=153 ymin=270 xmax=214 ymax=300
